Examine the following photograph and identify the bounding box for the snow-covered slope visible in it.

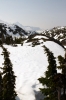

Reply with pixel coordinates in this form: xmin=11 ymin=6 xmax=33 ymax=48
xmin=0 ymin=21 xmax=42 ymax=40
xmin=0 ymin=20 xmax=66 ymax=47
xmin=0 ymin=23 xmax=28 ymax=38
xmin=0 ymin=22 xmax=42 ymax=41
xmin=44 ymin=26 xmax=66 ymax=46
xmin=0 ymin=20 xmax=65 ymax=100
xmin=0 ymin=41 xmax=65 ymax=100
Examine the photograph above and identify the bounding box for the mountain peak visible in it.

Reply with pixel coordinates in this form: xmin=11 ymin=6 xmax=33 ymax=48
xmin=14 ymin=22 xmax=42 ymax=32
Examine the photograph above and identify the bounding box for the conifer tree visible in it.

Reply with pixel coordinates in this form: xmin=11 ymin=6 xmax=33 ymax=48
xmin=38 ymin=46 xmax=57 ymax=100
xmin=58 ymin=51 xmax=66 ymax=97
xmin=2 ymin=45 xmax=17 ymax=100
xmin=0 ymin=72 xmax=3 ymax=100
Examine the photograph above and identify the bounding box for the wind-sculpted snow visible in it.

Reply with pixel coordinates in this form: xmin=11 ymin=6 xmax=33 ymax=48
xmin=0 ymin=41 xmax=65 ymax=100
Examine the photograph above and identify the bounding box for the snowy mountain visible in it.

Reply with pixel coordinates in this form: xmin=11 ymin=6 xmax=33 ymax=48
xmin=0 ymin=22 xmax=43 ymax=43
xmin=44 ymin=26 xmax=66 ymax=46
xmin=0 ymin=20 xmax=66 ymax=45
xmin=0 ymin=21 xmax=42 ymax=39
xmin=14 ymin=22 xmax=42 ymax=32
xmin=0 ymin=20 xmax=66 ymax=100
xmin=0 ymin=21 xmax=66 ymax=47
xmin=0 ymin=23 xmax=29 ymax=39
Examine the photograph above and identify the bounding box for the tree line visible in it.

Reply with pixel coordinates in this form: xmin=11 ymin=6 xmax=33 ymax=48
xmin=0 ymin=45 xmax=17 ymax=100
xmin=38 ymin=46 xmax=66 ymax=100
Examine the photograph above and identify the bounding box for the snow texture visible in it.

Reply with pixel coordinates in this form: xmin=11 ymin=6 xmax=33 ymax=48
xmin=0 ymin=41 xmax=65 ymax=100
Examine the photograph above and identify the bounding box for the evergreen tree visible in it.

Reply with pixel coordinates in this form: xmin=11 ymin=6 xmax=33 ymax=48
xmin=0 ymin=71 xmax=3 ymax=100
xmin=2 ymin=45 xmax=17 ymax=100
xmin=57 ymin=51 xmax=66 ymax=98
xmin=58 ymin=52 xmax=66 ymax=75
xmin=38 ymin=46 xmax=57 ymax=100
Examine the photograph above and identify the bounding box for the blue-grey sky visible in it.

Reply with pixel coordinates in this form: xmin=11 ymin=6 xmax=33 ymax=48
xmin=0 ymin=0 xmax=66 ymax=29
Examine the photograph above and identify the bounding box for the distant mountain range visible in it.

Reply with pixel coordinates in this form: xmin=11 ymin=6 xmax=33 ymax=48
xmin=0 ymin=20 xmax=66 ymax=47
xmin=43 ymin=26 xmax=66 ymax=46
xmin=0 ymin=20 xmax=42 ymax=32
xmin=14 ymin=22 xmax=42 ymax=32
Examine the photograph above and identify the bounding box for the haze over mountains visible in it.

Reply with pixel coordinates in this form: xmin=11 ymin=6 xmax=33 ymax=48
xmin=0 ymin=20 xmax=66 ymax=48
xmin=0 ymin=19 xmax=42 ymax=32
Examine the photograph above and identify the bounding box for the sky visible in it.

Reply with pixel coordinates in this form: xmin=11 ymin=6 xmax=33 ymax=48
xmin=0 ymin=0 xmax=66 ymax=30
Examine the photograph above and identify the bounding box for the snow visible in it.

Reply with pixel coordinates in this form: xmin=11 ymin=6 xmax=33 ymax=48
xmin=7 ymin=24 xmax=16 ymax=31
xmin=0 ymin=41 xmax=65 ymax=100
xmin=33 ymin=35 xmax=48 ymax=39
xmin=44 ymin=41 xmax=65 ymax=57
